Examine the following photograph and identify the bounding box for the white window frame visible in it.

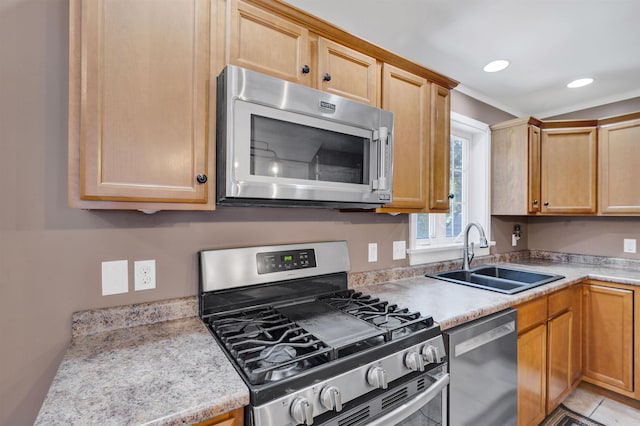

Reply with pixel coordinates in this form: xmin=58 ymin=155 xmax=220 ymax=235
xmin=408 ymin=112 xmax=493 ymax=265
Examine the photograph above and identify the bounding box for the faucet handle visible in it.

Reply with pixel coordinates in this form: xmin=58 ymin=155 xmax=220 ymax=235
xmin=479 ymin=236 xmax=489 ymax=248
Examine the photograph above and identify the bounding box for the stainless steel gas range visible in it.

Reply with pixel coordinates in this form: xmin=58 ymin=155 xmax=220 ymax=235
xmin=199 ymin=241 xmax=448 ymax=426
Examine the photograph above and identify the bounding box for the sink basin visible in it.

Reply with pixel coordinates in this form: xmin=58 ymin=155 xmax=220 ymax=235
xmin=429 ymin=265 xmax=565 ymax=294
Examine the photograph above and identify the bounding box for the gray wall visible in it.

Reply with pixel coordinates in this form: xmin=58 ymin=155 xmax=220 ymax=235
xmin=0 ymin=1 xmax=516 ymax=424
xmin=544 ymin=97 xmax=640 ymax=120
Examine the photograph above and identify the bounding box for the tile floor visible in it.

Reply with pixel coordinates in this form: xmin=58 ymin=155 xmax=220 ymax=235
xmin=562 ymin=384 xmax=640 ymax=426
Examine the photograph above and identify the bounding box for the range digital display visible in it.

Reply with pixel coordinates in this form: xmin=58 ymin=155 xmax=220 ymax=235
xmin=256 ymin=249 xmax=317 ymax=274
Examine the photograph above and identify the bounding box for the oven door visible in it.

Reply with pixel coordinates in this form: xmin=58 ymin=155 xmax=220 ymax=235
xmin=313 ymin=364 xmax=448 ymax=426
xmin=368 ymin=365 xmax=449 ymax=426
xmin=222 ymin=99 xmax=392 ymax=206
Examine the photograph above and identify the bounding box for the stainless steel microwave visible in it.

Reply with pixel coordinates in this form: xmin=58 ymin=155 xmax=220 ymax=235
xmin=216 ymin=65 xmax=394 ymax=208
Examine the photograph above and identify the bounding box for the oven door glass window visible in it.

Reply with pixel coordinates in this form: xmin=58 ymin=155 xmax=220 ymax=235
xmin=234 ymin=100 xmax=374 ymax=189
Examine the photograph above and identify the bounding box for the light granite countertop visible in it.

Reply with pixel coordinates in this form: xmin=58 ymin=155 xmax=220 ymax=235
xmin=353 ymin=259 xmax=640 ymax=330
xmin=35 ymin=253 xmax=640 ymax=425
xmin=35 ymin=309 xmax=248 ymax=425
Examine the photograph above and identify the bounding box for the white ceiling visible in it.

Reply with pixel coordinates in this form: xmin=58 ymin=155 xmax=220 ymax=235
xmin=285 ymin=0 xmax=640 ymax=118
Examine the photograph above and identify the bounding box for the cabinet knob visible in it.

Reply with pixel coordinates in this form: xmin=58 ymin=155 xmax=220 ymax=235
xmin=323 ymin=73 xmax=332 ymax=82
xmin=532 ymin=200 xmax=538 ymax=205
xmin=448 ymin=194 xmax=455 ymax=199
xmin=301 ymin=65 xmax=310 ymax=74
xmin=544 ymin=201 xmax=549 ymax=206
xmin=196 ymin=174 xmax=208 ymax=184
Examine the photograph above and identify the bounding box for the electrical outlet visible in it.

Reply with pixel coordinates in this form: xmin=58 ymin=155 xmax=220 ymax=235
xmin=102 ymin=260 xmax=128 ymax=296
xmin=624 ymin=239 xmax=637 ymax=254
xmin=368 ymin=243 xmax=378 ymax=262
xmin=393 ymin=241 xmax=406 ymax=260
xmin=134 ymin=260 xmax=156 ymax=291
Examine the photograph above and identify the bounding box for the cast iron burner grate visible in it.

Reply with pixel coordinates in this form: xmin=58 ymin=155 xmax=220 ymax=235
xmin=320 ymin=290 xmax=434 ymax=340
xmin=208 ymin=307 xmax=333 ymax=385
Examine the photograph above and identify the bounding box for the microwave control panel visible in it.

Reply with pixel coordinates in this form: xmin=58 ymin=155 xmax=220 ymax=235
xmin=257 ymin=249 xmax=317 ymax=274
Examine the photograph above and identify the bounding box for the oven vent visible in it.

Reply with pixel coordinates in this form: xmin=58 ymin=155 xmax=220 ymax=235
xmin=338 ymin=407 xmax=370 ymax=426
xmin=417 ymin=377 xmax=426 ymax=391
xmin=381 ymin=386 xmax=409 ymax=411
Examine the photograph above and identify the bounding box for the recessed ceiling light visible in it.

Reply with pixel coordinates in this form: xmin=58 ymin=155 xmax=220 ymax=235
xmin=483 ymin=60 xmax=510 ymax=73
xmin=567 ymin=78 xmax=594 ymax=88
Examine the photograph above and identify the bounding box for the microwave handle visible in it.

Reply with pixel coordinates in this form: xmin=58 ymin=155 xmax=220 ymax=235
xmin=366 ymin=373 xmax=449 ymax=426
xmin=373 ymin=127 xmax=389 ymax=190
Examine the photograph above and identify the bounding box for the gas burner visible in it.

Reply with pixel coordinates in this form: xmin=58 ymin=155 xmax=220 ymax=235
xmin=258 ymin=345 xmax=309 ymax=382
xmin=259 ymin=345 xmax=297 ymax=366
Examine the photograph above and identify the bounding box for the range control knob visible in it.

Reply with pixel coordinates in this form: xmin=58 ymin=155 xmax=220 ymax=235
xmin=290 ymin=397 xmax=314 ymax=425
xmin=367 ymin=366 xmax=388 ymax=389
xmin=422 ymin=345 xmax=441 ymax=364
xmin=320 ymin=386 xmax=343 ymax=412
xmin=405 ymin=351 xmax=425 ymax=372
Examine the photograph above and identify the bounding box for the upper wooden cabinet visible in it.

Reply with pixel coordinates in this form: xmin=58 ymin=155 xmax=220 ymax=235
xmin=599 ymin=116 xmax=640 ymax=214
xmin=540 ymin=125 xmax=597 ymax=214
xmin=491 ymin=118 xmax=597 ymax=215
xmin=69 ymin=0 xmax=217 ymax=210
xmin=377 ymin=65 xmax=429 ymax=211
xmin=316 ymin=37 xmax=379 ymax=106
xmin=69 ymin=0 xmax=457 ymax=210
xmin=228 ymin=0 xmax=379 ymax=105
xmin=491 ymin=117 xmax=542 ymax=215
xmin=377 ymin=68 xmax=452 ymax=213
xmin=429 ymin=84 xmax=451 ymax=211
xmin=228 ymin=0 xmax=311 ymax=85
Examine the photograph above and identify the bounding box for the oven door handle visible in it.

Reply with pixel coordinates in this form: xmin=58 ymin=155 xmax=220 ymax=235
xmin=366 ymin=373 xmax=449 ymax=426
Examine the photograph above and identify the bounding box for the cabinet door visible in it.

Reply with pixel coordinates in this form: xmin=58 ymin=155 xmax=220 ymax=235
xmin=428 ymin=84 xmax=451 ymax=211
xmin=491 ymin=122 xmax=530 ymax=215
xmin=316 ymin=38 xmax=378 ymax=106
xmin=540 ymin=128 xmax=597 ymax=214
xmin=518 ymin=324 xmax=547 ymax=426
xmin=229 ymin=0 xmax=310 ymax=85
xmin=378 ymin=64 xmax=429 ymax=211
xmin=599 ymin=119 xmax=640 ymax=213
xmin=547 ymin=310 xmax=572 ymax=412
xmin=528 ymin=126 xmax=541 ymax=213
xmin=75 ymin=0 xmax=211 ymax=204
xmin=583 ymin=284 xmax=633 ymax=392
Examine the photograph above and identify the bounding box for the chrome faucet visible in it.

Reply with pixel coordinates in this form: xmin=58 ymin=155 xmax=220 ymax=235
xmin=462 ymin=222 xmax=489 ymax=270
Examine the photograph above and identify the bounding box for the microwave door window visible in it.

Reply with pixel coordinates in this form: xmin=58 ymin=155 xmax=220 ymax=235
xmin=250 ymin=115 xmax=370 ymax=185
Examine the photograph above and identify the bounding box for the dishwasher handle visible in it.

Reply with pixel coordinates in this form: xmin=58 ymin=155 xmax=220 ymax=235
xmin=366 ymin=373 xmax=449 ymax=426
xmin=452 ymin=320 xmax=516 ymax=358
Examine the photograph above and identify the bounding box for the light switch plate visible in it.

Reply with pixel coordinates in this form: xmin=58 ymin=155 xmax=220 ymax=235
xmin=102 ymin=260 xmax=128 ymax=296
xmin=368 ymin=243 xmax=378 ymax=262
xmin=393 ymin=240 xmax=406 ymax=260
xmin=624 ymin=238 xmax=637 ymax=253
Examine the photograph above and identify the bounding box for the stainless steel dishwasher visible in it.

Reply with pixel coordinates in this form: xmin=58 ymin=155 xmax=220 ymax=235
xmin=444 ymin=308 xmax=517 ymax=426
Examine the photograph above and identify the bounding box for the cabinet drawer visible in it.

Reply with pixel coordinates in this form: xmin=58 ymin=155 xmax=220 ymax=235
xmin=548 ymin=288 xmax=572 ymax=318
xmin=517 ymin=297 xmax=548 ymax=334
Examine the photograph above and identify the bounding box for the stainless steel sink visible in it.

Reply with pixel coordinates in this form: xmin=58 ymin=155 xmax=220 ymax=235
xmin=428 ymin=265 xmax=565 ymax=294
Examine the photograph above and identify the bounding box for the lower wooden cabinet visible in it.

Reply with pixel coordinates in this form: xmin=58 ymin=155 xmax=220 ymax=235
xmin=194 ymin=407 xmax=244 ymax=426
xmin=516 ymin=286 xmax=582 ymax=425
xmin=518 ymin=323 xmax=547 ymax=426
xmin=546 ymin=310 xmax=572 ymax=412
xmin=583 ymin=282 xmax=634 ymax=394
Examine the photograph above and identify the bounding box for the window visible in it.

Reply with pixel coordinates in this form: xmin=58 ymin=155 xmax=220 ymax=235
xmin=409 ymin=112 xmax=492 ymax=265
